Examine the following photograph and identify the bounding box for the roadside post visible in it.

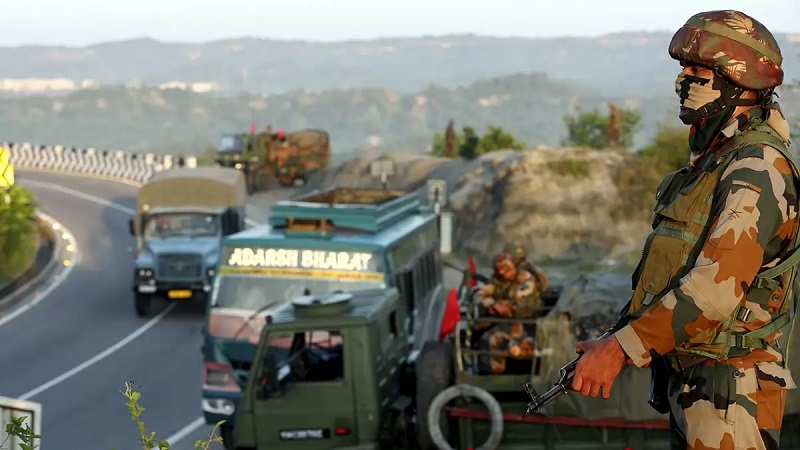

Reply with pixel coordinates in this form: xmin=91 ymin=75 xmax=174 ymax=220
xmin=426 ymin=179 xmax=452 ymax=255
xmin=370 ymin=155 xmax=396 ymax=190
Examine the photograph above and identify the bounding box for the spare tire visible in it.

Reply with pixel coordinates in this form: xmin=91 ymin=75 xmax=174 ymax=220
xmin=415 ymin=340 xmax=455 ymax=449
xmin=428 ymin=384 xmax=504 ymax=450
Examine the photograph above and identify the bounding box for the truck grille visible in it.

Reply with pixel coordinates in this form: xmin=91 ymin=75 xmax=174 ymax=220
xmin=158 ymin=253 xmax=203 ymax=279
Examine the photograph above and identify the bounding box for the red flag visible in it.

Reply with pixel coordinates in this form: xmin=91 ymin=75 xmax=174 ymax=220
xmin=439 ymin=287 xmax=461 ymax=341
xmin=467 ymin=253 xmax=477 ymax=288
xmin=250 ymin=122 xmax=256 ymax=134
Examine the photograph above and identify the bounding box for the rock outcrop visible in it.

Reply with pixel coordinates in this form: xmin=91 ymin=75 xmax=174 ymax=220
xmin=303 ymin=147 xmax=652 ymax=267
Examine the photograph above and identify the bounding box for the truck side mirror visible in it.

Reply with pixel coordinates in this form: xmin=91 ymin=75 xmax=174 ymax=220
xmin=258 ymin=352 xmax=281 ymax=399
xmin=128 ymin=218 xmax=135 ymax=236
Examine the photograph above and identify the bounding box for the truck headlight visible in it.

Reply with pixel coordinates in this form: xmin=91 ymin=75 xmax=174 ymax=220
xmin=138 ymin=269 xmax=153 ymax=279
xmin=207 ymin=268 xmax=216 ymax=278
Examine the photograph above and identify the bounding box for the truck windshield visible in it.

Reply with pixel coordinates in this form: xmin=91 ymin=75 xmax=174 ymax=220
xmin=266 ymin=329 xmax=344 ymax=383
xmin=218 ymin=135 xmax=242 ymax=153
xmin=212 ymin=274 xmax=385 ymax=310
xmin=144 ymin=213 xmax=219 ymax=239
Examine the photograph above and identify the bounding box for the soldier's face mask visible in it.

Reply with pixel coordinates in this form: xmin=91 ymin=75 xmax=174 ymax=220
xmin=675 ymin=72 xmax=720 ymax=125
xmin=674 ymin=69 xmax=758 ymax=125
xmin=674 ymin=68 xmax=762 ymax=155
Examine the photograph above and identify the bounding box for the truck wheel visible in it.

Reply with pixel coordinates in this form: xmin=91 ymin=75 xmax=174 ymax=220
xmin=134 ymin=294 xmax=152 ymax=317
xmin=415 ymin=340 xmax=454 ymax=450
xmin=220 ymin=424 xmax=236 ymax=450
xmin=428 ymin=384 xmax=504 ymax=450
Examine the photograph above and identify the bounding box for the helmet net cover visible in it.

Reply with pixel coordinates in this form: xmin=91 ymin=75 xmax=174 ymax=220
xmin=668 ymin=10 xmax=783 ymax=91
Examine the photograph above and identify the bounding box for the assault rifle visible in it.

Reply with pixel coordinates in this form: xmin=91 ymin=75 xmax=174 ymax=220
xmin=524 ymin=317 xmax=631 ymax=414
xmin=523 ymin=329 xmax=612 ymax=413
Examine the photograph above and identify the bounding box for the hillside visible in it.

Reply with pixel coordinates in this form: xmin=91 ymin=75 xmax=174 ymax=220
xmin=2 ymin=32 xmax=798 ymax=96
xmin=0 ymin=71 xmax=699 ymax=156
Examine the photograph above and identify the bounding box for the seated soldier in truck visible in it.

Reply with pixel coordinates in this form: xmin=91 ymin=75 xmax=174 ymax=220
xmin=503 ymin=240 xmax=550 ymax=294
xmin=472 ymin=252 xmax=544 ymax=374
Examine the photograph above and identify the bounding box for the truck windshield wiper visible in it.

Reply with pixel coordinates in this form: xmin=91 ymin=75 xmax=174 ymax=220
xmin=230 ymin=288 xmax=310 ymax=341
xmin=231 ymin=303 xmax=275 ymax=341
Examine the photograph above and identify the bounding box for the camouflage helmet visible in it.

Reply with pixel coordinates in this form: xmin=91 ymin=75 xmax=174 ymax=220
xmin=502 ymin=240 xmax=527 ymax=263
xmin=668 ymin=10 xmax=783 ymax=91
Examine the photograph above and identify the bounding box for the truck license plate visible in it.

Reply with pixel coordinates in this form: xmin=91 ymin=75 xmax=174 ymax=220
xmin=167 ymin=290 xmax=192 ymax=299
xmin=279 ymin=429 xmax=330 ymax=440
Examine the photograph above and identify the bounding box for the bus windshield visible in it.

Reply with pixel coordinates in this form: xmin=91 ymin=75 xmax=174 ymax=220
xmin=212 ymin=273 xmax=385 ymax=310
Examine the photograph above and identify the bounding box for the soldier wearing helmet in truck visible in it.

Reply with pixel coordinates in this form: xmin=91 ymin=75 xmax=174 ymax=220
xmin=473 ymin=252 xmax=543 ymax=374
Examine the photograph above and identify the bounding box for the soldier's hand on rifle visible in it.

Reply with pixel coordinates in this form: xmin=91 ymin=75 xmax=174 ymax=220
xmin=571 ymin=335 xmax=627 ymax=399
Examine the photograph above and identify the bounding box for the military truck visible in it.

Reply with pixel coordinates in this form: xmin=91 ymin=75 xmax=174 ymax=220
xmin=214 ymin=129 xmax=331 ymax=194
xmin=201 ymin=187 xmax=449 ymax=439
xmin=229 ymin=289 xmax=409 ymax=450
xmin=129 ymin=167 xmax=248 ymax=317
xmin=226 ymin=272 xmax=680 ymax=450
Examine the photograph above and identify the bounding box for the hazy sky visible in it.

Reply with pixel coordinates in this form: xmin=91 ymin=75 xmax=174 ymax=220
xmin=4 ymin=0 xmax=798 ymax=47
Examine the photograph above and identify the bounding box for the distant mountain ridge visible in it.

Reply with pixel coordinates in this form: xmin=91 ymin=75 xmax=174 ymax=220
xmin=2 ymin=32 xmax=798 ymax=96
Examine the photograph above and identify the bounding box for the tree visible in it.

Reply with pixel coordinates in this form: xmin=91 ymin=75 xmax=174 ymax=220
xmin=430 ymin=124 xmax=525 ymax=160
xmin=562 ymin=105 xmax=642 ymax=150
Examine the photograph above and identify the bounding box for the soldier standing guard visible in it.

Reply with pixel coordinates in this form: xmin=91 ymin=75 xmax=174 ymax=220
xmin=571 ymin=10 xmax=799 ymax=450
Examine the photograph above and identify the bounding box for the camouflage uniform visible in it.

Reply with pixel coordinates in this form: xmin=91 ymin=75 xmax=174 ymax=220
xmin=474 ymin=252 xmax=544 ymax=373
xmin=503 ymin=240 xmax=550 ymax=293
xmin=612 ymin=11 xmax=798 ymax=450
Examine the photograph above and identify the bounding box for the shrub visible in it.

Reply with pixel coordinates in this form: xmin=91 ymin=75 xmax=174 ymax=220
xmin=0 ymin=186 xmax=38 ymax=283
xmin=1 ymin=382 xmax=225 ymax=450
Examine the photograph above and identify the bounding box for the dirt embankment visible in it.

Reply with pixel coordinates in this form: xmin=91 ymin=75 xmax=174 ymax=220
xmin=303 ymin=147 xmax=652 ymax=267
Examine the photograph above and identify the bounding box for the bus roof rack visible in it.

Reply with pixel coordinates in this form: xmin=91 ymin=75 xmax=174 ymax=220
xmin=268 ymin=187 xmax=421 ymax=233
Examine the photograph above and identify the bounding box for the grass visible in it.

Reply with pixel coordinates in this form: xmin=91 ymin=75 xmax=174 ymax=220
xmin=545 ymin=159 xmax=591 ymax=178
xmin=1 ymin=382 xmax=225 ymax=450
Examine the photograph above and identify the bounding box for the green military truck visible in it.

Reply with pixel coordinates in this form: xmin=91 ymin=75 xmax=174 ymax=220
xmin=230 ymin=268 xmax=800 ymax=450
xmin=129 ymin=167 xmax=248 ymax=316
xmin=228 ymin=277 xmax=673 ymax=450
xmin=214 ymin=129 xmax=331 ymax=194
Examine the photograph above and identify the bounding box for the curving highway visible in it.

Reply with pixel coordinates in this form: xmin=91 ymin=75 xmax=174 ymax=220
xmin=0 ymin=171 xmax=231 ymax=449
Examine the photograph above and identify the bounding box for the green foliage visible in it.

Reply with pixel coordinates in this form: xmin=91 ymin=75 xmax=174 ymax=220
xmin=0 ymin=186 xmax=38 ymax=284
xmin=1 ymin=383 xmax=225 ymax=450
xmin=546 ymin=159 xmax=590 ymax=178
xmin=1 ymin=414 xmax=40 ymax=450
xmin=431 ymin=124 xmax=525 ymax=160
xmin=562 ymin=107 xmax=642 ymax=150
xmin=120 ymin=382 xmax=224 ymax=450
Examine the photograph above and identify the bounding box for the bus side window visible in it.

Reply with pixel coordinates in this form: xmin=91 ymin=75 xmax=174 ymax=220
xmin=394 ymin=270 xmax=414 ymax=334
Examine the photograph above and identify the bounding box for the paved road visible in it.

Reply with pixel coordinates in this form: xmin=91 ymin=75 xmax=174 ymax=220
xmin=0 ymin=171 xmax=217 ymax=449
xmin=0 ymin=171 xmax=465 ymax=449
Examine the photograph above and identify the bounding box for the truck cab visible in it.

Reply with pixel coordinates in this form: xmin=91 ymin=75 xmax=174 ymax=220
xmin=129 ymin=167 xmax=247 ymax=316
xmin=232 ymin=288 xmax=412 ymax=450
xmin=215 ymin=134 xmax=249 ymax=170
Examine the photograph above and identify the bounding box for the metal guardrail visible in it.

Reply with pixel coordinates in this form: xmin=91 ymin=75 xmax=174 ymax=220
xmin=0 ymin=396 xmax=42 ymax=449
xmin=2 ymin=142 xmax=199 ymax=185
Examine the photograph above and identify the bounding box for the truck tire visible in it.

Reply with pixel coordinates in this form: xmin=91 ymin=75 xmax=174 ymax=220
xmin=220 ymin=424 xmax=236 ymax=450
xmin=415 ymin=340 xmax=454 ymax=450
xmin=428 ymin=384 xmax=504 ymax=450
xmin=134 ymin=293 xmax=153 ymax=317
